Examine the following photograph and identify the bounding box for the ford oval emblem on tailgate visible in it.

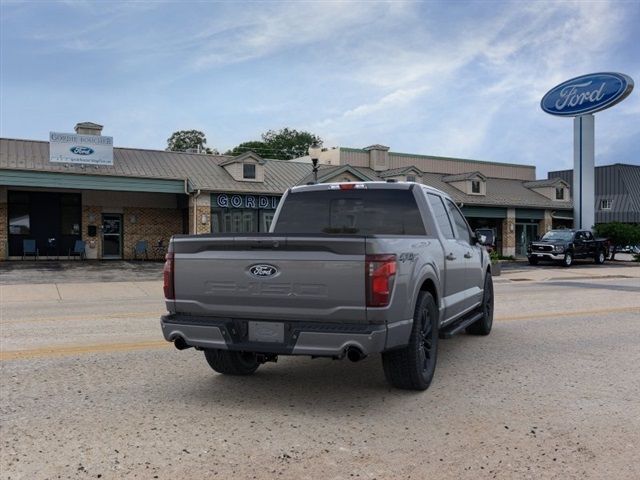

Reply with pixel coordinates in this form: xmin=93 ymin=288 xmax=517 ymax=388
xmin=249 ymin=264 xmax=278 ymax=278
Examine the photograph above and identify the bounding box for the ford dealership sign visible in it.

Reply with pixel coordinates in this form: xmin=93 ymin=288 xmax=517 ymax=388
xmin=541 ymin=72 xmax=634 ymax=117
xmin=50 ymin=132 xmax=114 ymax=165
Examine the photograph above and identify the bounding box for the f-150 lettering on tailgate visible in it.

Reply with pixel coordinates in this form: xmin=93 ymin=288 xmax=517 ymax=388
xmin=204 ymin=281 xmax=328 ymax=297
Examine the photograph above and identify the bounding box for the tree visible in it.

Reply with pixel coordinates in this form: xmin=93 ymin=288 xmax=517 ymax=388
xmin=167 ymin=130 xmax=216 ymax=154
xmin=593 ymin=222 xmax=640 ymax=260
xmin=225 ymin=141 xmax=268 ymax=157
xmin=226 ymin=128 xmax=322 ymax=160
xmin=260 ymin=128 xmax=322 ymax=160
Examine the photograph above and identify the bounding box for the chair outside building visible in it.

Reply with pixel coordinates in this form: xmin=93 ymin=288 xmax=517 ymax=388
xmin=68 ymin=240 xmax=86 ymax=260
xmin=133 ymin=240 xmax=149 ymax=260
xmin=22 ymin=239 xmax=38 ymax=260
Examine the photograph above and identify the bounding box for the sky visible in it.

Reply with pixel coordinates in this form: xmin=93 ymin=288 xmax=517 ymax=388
xmin=1 ymin=0 xmax=638 ymax=177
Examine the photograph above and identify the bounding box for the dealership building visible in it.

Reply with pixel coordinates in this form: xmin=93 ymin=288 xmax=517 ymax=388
xmin=1 ymin=122 xmax=574 ymax=260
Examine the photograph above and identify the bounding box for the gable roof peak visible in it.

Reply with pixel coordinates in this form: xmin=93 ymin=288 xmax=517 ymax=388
xmin=219 ymin=150 xmax=266 ymax=166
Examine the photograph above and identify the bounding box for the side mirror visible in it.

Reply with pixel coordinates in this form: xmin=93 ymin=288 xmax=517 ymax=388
xmin=475 ymin=231 xmax=488 ymax=245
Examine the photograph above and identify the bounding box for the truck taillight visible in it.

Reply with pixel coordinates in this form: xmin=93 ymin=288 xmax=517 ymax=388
xmin=365 ymin=254 xmax=396 ymax=307
xmin=163 ymin=252 xmax=175 ymax=300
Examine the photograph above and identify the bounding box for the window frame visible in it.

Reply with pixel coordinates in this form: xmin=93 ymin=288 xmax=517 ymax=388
xmin=426 ymin=193 xmax=455 ymax=240
xmin=600 ymin=199 xmax=612 ymax=210
xmin=471 ymin=179 xmax=481 ymax=194
xmin=555 ymin=187 xmax=564 ymax=200
xmin=445 ymin=198 xmax=473 ymax=244
xmin=243 ymin=162 xmax=256 ymax=180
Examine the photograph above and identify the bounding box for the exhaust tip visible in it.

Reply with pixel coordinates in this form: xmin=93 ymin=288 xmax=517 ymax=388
xmin=346 ymin=346 xmax=365 ymax=362
xmin=173 ymin=337 xmax=192 ymax=350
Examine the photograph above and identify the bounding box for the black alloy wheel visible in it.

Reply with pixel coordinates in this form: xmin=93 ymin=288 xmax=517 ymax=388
xmin=381 ymin=292 xmax=439 ymax=391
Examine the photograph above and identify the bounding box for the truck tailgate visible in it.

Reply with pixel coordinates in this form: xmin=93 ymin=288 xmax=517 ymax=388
xmin=172 ymin=235 xmax=367 ymax=323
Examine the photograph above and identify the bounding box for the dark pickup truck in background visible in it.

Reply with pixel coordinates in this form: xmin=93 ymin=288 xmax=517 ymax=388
xmin=527 ymin=230 xmax=609 ymax=267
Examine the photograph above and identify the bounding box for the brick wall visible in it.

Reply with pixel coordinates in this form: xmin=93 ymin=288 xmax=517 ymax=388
xmin=501 ymin=208 xmax=516 ymax=257
xmin=82 ymin=206 xmax=102 ymax=259
xmin=188 ymin=195 xmax=211 ymax=234
xmin=0 ymin=201 xmax=7 ymax=260
xmin=539 ymin=210 xmax=553 ymax=236
xmin=123 ymin=207 xmax=183 ymax=260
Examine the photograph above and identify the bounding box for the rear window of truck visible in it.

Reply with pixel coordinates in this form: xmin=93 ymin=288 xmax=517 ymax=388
xmin=273 ymin=189 xmax=426 ymax=235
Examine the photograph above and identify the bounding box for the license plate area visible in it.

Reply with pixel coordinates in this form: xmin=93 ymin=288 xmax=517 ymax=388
xmin=248 ymin=321 xmax=285 ymax=343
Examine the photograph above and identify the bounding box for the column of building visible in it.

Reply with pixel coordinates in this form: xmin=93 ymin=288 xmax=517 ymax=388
xmin=501 ymin=208 xmax=516 ymax=257
xmin=189 ymin=193 xmax=212 ymax=234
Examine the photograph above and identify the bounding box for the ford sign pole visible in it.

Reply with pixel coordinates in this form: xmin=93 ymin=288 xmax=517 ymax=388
xmin=573 ymin=114 xmax=595 ymax=230
xmin=541 ymin=72 xmax=634 ymax=230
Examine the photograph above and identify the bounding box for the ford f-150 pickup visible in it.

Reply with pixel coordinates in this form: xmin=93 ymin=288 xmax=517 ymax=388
xmin=161 ymin=182 xmax=494 ymax=390
xmin=527 ymin=229 xmax=609 ymax=267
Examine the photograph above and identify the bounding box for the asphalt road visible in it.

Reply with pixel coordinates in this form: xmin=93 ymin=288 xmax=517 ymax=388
xmin=1 ymin=267 xmax=639 ymax=479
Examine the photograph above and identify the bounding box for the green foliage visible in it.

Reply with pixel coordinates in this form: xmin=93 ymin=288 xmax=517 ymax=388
xmin=489 ymin=250 xmax=500 ymax=263
xmin=225 ymin=141 xmax=269 ymax=157
xmin=226 ymin=128 xmax=322 ymax=160
xmin=593 ymin=222 xmax=640 ymax=260
xmin=167 ymin=130 xmax=215 ymax=154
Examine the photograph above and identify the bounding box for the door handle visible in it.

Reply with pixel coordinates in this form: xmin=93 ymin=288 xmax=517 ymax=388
xmin=464 ymin=252 xmax=472 ymax=259
xmin=446 ymin=253 xmax=456 ymax=261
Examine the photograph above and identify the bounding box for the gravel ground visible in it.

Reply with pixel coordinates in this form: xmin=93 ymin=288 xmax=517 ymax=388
xmin=1 ymin=269 xmax=639 ymax=479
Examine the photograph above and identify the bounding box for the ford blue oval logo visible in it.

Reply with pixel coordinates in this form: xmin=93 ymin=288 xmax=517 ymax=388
xmin=249 ymin=264 xmax=278 ymax=278
xmin=70 ymin=146 xmax=95 ymax=155
xmin=541 ymin=72 xmax=634 ymax=117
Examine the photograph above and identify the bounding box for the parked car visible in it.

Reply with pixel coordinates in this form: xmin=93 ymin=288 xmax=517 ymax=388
xmin=527 ymin=229 xmax=609 ymax=267
xmin=161 ymin=182 xmax=494 ymax=391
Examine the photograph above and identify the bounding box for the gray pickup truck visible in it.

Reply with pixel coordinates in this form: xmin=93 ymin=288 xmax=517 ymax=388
xmin=161 ymin=182 xmax=493 ymax=390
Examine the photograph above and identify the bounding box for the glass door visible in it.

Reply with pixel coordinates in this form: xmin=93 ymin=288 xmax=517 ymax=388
xmin=515 ymin=223 xmax=539 ymax=257
xmin=102 ymin=214 xmax=122 ymax=259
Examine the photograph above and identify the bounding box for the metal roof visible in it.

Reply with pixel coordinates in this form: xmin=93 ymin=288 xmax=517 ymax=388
xmin=378 ymin=166 xmax=423 ymax=178
xmin=442 ymin=171 xmax=486 ymax=182
xmin=295 ymin=165 xmax=572 ymax=210
xmin=523 ymin=178 xmax=567 ymax=188
xmin=548 ymin=163 xmax=640 ymax=222
xmin=0 ymin=137 xmax=311 ymax=194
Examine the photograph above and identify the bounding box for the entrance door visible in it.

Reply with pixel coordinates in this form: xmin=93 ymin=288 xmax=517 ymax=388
xmin=516 ymin=223 xmax=539 ymax=257
xmin=102 ymin=214 xmax=123 ymax=259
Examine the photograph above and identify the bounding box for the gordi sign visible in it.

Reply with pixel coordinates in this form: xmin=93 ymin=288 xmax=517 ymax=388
xmin=541 ymin=72 xmax=634 ymax=230
xmin=541 ymin=72 xmax=634 ymax=117
xmin=50 ymin=132 xmax=114 ymax=166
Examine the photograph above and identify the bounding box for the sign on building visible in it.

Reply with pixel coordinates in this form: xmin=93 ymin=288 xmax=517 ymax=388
xmin=214 ymin=193 xmax=280 ymax=210
xmin=49 ymin=132 xmax=114 ymax=166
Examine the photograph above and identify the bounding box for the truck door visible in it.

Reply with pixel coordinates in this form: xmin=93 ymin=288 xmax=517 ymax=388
xmin=426 ymin=194 xmax=469 ymax=321
xmin=574 ymin=231 xmax=587 ymax=258
xmin=444 ymin=199 xmax=484 ymax=309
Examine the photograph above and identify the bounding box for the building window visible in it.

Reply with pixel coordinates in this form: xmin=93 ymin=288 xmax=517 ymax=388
xmin=600 ymin=199 xmax=612 ymax=210
xmin=471 ymin=180 xmax=481 ymax=194
xmin=8 ymin=192 xmax=30 ymax=234
xmin=243 ymin=163 xmax=256 ymax=179
xmin=555 ymin=187 xmax=564 ymax=200
xmin=406 ymin=175 xmax=416 ymax=182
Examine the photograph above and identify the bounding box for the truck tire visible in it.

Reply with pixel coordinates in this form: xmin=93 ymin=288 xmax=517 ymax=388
xmin=204 ymin=349 xmax=260 ymax=376
xmin=595 ymin=250 xmax=606 ymax=265
xmin=562 ymin=252 xmax=573 ymax=267
xmin=466 ymin=272 xmax=494 ymax=335
xmin=381 ymin=292 xmax=438 ymax=391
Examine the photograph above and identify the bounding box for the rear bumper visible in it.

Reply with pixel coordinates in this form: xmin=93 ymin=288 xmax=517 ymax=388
xmin=161 ymin=314 xmax=411 ymax=357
